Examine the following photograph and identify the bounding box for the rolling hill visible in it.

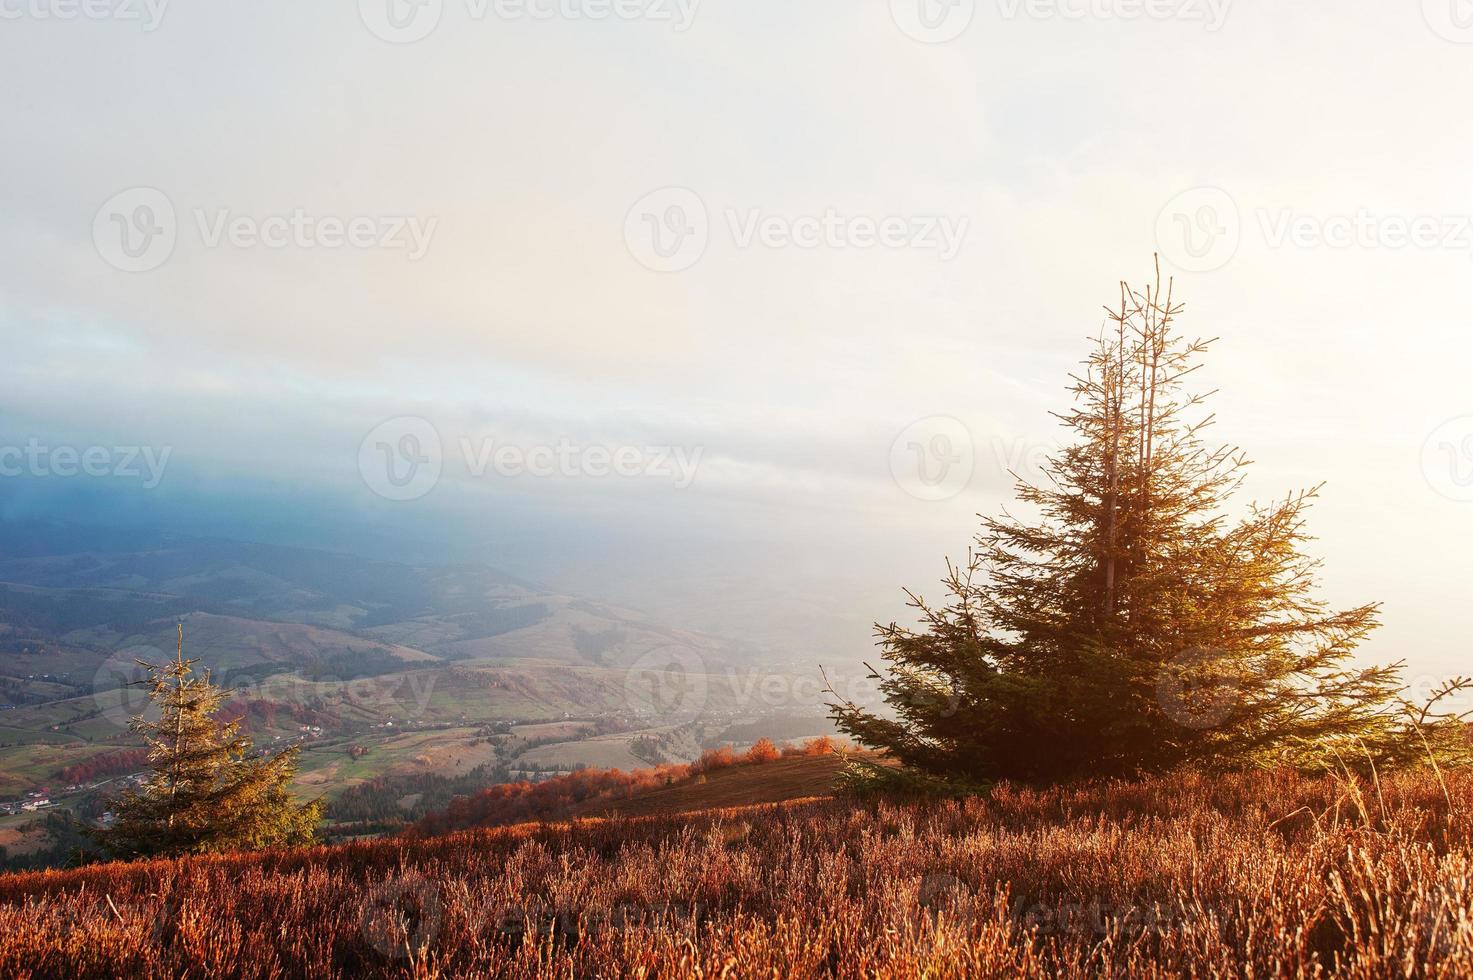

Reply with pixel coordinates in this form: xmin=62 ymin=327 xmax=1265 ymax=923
xmin=0 ymin=521 xmax=840 ymax=846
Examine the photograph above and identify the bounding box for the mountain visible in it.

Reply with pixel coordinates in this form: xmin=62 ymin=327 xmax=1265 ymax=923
xmin=0 ymin=521 xmax=835 ymax=819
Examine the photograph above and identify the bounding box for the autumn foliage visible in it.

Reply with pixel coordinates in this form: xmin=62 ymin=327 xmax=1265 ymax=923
xmin=57 ymin=749 xmax=149 ymax=785
xmin=746 ymin=737 xmax=782 ymax=763
xmin=417 ymin=737 xmax=837 ymax=835
xmin=2 ymin=767 xmax=1471 ymax=977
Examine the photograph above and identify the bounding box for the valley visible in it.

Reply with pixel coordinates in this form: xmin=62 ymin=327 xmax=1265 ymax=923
xmin=0 ymin=521 xmax=840 ymax=865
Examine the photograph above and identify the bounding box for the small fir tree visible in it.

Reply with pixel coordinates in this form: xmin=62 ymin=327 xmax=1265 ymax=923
xmin=831 ymin=262 xmax=1471 ymax=787
xmin=95 ymin=625 xmax=322 ymax=858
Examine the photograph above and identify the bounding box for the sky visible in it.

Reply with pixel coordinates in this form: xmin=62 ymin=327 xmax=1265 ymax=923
xmin=2 ymin=0 xmax=1472 ymax=692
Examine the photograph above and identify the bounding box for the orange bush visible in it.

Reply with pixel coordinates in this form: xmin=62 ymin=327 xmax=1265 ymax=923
xmin=782 ymin=735 xmax=837 ymax=758
xmin=693 ymin=746 xmax=737 ymax=774
xmin=745 ymin=738 xmax=780 ymax=763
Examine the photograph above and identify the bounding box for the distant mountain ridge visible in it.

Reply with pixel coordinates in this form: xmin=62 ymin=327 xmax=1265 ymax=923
xmin=0 ymin=520 xmax=743 ymax=672
xmin=0 ymin=520 xmax=773 ymax=804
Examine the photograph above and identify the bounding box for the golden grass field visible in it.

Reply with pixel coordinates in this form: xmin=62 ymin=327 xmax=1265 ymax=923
xmin=1 ymin=765 xmax=1470 ymax=978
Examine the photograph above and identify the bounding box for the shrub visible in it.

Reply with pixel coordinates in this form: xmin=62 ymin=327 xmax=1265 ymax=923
xmin=745 ymin=738 xmax=781 ymax=763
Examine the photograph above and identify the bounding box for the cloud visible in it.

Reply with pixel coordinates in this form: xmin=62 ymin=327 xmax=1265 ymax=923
xmin=2 ymin=1 xmax=1472 ymax=673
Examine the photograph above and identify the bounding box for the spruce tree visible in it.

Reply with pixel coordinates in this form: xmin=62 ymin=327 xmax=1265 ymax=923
xmin=831 ymin=262 xmax=1471 ymax=786
xmin=95 ymin=625 xmax=322 ymax=858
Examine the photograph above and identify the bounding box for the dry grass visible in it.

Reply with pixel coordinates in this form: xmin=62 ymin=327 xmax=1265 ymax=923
xmin=415 ymin=737 xmax=842 ymax=834
xmin=571 ymin=752 xmax=845 ymax=820
xmin=0 ymin=768 xmax=1470 ymax=978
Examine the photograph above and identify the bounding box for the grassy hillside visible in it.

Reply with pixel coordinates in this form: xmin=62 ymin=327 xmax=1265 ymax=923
xmin=570 ymin=752 xmax=845 ymax=819
xmin=1 ymin=768 xmax=1469 ymax=977
xmin=412 ymin=739 xmax=847 ymax=835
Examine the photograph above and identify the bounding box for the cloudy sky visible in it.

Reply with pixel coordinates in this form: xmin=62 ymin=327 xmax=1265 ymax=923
xmin=2 ymin=0 xmax=1472 ymax=687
